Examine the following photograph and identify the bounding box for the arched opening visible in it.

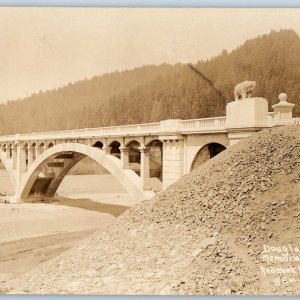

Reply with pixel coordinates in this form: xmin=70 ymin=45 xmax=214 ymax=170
xmin=191 ymin=142 xmax=226 ymax=171
xmin=109 ymin=141 xmax=121 ymax=159
xmin=8 ymin=144 xmax=12 ymax=159
xmin=126 ymin=140 xmax=141 ymax=175
xmin=23 ymin=143 xmax=29 ymax=169
xmin=93 ymin=141 xmax=103 ymax=149
xmin=48 ymin=143 xmax=54 ymax=148
xmin=147 ymin=139 xmax=163 ymax=181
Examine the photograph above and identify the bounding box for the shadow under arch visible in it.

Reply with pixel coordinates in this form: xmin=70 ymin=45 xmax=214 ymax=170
xmin=93 ymin=141 xmax=103 ymax=149
xmin=19 ymin=143 xmax=154 ymax=203
xmin=190 ymin=142 xmax=226 ymax=172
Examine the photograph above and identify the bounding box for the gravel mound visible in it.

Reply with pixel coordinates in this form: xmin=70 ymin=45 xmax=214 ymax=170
xmin=4 ymin=125 xmax=300 ymax=295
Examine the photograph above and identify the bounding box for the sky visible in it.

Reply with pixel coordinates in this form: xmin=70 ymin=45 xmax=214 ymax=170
xmin=0 ymin=7 xmax=300 ymax=103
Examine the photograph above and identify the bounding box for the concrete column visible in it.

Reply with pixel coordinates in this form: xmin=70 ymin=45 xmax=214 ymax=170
xmin=15 ymin=143 xmax=27 ymax=197
xmin=140 ymin=146 xmax=151 ymax=191
xmin=103 ymin=146 xmax=112 ymax=155
xmin=27 ymin=146 xmax=34 ymax=168
xmin=160 ymin=137 xmax=185 ymax=190
xmin=5 ymin=147 xmax=10 ymax=159
xmin=20 ymin=146 xmax=27 ymax=173
xmin=4 ymin=146 xmax=9 ymax=158
xmin=87 ymin=138 xmax=92 ymax=146
xmin=36 ymin=145 xmax=44 ymax=157
xmin=35 ymin=147 xmax=40 ymax=158
xmin=120 ymin=146 xmax=130 ymax=169
xmin=12 ymin=146 xmax=17 ymax=169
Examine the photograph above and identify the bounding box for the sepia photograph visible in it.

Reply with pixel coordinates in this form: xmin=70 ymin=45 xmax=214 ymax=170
xmin=0 ymin=6 xmax=299 ymax=295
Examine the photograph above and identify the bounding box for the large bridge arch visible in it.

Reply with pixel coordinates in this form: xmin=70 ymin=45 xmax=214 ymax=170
xmin=18 ymin=143 xmax=154 ymax=203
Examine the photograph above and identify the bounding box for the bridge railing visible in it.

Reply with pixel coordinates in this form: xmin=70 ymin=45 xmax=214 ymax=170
xmin=180 ymin=116 xmax=226 ymax=132
xmin=0 ymin=114 xmax=299 ymax=143
xmin=268 ymin=113 xmax=300 ymax=127
xmin=0 ymin=117 xmax=228 ymax=142
xmin=293 ymin=117 xmax=300 ymax=125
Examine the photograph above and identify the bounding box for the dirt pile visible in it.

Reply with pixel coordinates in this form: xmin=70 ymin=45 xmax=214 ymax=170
xmin=4 ymin=125 xmax=300 ymax=295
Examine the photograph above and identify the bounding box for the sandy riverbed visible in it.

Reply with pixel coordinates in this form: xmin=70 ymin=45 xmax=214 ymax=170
xmin=0 ymin=173 xmax=133 ymax=288
xmin=57 ymin=174 xmax=137 ymax=207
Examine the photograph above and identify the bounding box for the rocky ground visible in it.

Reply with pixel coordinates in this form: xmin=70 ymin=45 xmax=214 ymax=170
xmin=3 ymin=125 xmax=300 ymax=295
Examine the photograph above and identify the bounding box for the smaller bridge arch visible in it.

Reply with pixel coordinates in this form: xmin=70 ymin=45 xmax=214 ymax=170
xmin=7 ymin=144 xmax=13 ymax=159
xmin=190 ymin=142 xmax=227 ymax=172
xmin=125 ymin=137 xmax=143 ymax=146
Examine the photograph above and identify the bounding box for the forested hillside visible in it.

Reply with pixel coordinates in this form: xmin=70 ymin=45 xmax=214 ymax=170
xmin=1 ymin=29 xmax=299 ymax=134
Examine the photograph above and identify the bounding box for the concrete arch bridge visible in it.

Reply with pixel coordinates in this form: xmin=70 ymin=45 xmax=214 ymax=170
xmin=0 ymin=95 xmax=298 ymax=203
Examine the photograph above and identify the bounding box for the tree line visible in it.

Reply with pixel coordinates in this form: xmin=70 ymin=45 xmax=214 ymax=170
xmin=0 ymin=29 xmax=299 ymax=135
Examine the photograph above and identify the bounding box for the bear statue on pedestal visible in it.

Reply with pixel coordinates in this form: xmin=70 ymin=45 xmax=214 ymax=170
xmin=234 ymin=81 xmax=256 ymax=100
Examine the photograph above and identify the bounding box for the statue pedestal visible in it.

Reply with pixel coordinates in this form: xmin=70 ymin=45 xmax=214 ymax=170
xmin=226 ymin=97 xmax=268 ymax=130
xmin=272 ymin=93 xmax=295 ymax=126
xmin=225 ymin=97 xmax=269 ymax=145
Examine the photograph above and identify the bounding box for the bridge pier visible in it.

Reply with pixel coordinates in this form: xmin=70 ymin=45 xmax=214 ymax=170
xmin=160 ymin=137 xmax=185 ymax=190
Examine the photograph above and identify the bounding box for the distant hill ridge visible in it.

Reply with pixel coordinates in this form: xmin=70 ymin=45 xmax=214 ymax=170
xmin=0 ymin=29 xmax=299 ymax=134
